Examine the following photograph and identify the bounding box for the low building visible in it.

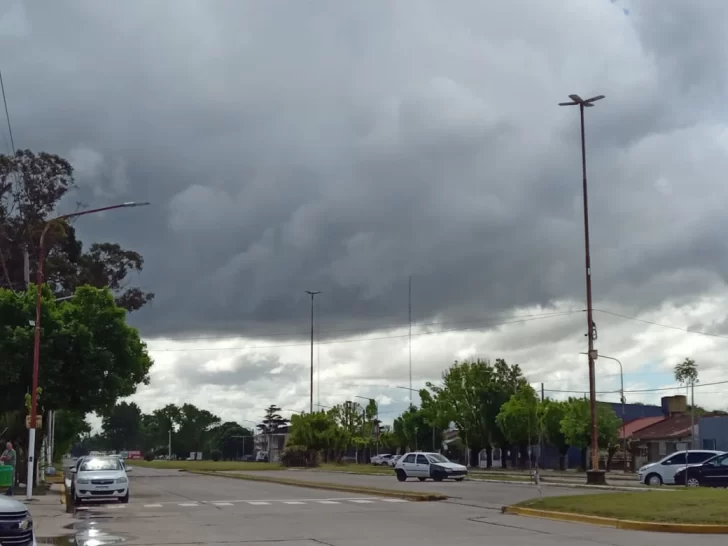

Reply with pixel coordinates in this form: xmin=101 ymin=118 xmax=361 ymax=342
xmin=253 ymin=426 xmax=290 ymax=462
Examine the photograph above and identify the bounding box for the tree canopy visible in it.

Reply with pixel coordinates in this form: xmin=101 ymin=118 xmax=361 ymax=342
xmin=0 ymin=150 xmax=153 ymax=310
xmin=0 ymin=284 xmax=153 ymax=414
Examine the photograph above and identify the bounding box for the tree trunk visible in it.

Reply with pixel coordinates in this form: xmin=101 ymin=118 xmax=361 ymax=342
xmin=485 ymin=446 xmax=492 ymax=469
xmin=558 ymin=447 xmax=568 ymax=471
xmin=579 ymin=447 xmax=587 ymax=471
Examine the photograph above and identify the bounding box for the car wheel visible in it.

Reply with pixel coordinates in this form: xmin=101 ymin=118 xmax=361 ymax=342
xmin=432 ymin=472 xmax=444 ymax=482
xmin=396 ymin=469 xmax=407 ymax=482
xmin=646 ymin=473 xmax=663 ymax=486
xmin=454 ymin=477 xmax=465 ymax=482
xmin=119 ymin=490 xmax=129 ymax=503
xmin=418 ymin=477 xmax=427 ymax=482
xmin=686 ymin=477 xmax=701 ymax=487
xmin=73 ymin=491 xmax=82 ymax=507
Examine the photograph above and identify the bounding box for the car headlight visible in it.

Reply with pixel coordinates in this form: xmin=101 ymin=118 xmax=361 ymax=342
xmin=115 ymin=477 xmax=128 ymax=484
xmin=18 ymin=516 xmax=32 ymax=531
xmin=77 ymin=479 xmax=90 ymax=484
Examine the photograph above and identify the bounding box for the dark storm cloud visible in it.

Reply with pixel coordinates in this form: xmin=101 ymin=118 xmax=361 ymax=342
xmin=3 ymin=1 xmax=728 ymax=339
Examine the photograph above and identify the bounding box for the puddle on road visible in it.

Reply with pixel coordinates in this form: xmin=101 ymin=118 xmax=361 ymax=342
xmin=39 ymin=520 xmax=131 ymax=546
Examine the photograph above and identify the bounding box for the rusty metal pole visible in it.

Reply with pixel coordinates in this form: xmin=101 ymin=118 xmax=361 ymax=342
xmin=560 ymin=94 xmax=605 ymax=484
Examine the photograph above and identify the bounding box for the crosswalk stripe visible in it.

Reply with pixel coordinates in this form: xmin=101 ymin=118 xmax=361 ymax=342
xmin=248 ymin=501 xmax=270 ymax=505
xmin=317 ymin=500 xmax=340 ymax=504
xmin=179 ymin=503 xmax=199 ymax=507
xmin=144 ymin=504 xmax=163 ymax=508
xmin=349 ymin=500 xmax=374 ymax=504
xmin=283 ymin=501 xmax=305 ymax=505
xmin=212 ymin=502 xmax=233 ymax=506
xmin=381 ymin=499 xmax=409 ymax=503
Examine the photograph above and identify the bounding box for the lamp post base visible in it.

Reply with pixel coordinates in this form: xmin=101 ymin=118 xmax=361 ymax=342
xmin=586 ymin=469 xmax=607 ymax=485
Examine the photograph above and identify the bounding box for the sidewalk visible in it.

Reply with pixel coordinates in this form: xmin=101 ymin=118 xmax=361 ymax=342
xmin=24 ymin=483 xmax=76 ymax=538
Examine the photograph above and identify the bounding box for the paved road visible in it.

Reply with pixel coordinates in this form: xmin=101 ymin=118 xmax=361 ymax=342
xmin=224 ymin=469 xmax=612 ymax=509
xmin=54 ymin=466 xmax=728 ymax=546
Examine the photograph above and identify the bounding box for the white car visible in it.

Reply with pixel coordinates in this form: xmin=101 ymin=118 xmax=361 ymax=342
xmin=387 ymin=455 xmax=402 ymax=467
xmin=638 ymin=450 xmax=723 ymax=486
xmin=0 ymin=495 xmax=36 ymax=546
xmin=394 ymin=452 xmax=467 ymax=482
xmin=371 ymin=454 xmax=393 ymax=466
xmin=71 ymin=456 xmax=131 ymax=504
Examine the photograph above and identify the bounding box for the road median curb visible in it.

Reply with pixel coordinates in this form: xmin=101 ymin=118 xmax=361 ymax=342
xmin=188 ymin=470 xmax=448 ymax=502
xmin=501 ymin=505 xmax=728 ymax=534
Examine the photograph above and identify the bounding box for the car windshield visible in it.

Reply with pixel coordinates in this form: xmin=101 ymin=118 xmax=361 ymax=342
xmin=80 ymin=458 xmax=122 ymax=472
xmin=427 ymin=454 xmax=449 ymax=463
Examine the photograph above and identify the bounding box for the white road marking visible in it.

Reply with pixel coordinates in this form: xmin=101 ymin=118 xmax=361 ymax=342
xmin=103 ymin=504 xmax=126 ymax=509
xmin=212 ymin=502 xmax=233 ymax=506
xmin=317 ymin=500 xmax=340 ymax=504
xmin=283 ymin=501 xmax=305 ymax=505
xmin=349 ymin=500 xmax=374 ymax=504
xmin=144 ymin=504 xmax=163 ymax=508
xmin=248 ymin=501 xmax=270 ymax=505
xmin=179 ymin=503 xmax=199 ymax=507
xmin=381 ymin=499 xmax=409 ymax=503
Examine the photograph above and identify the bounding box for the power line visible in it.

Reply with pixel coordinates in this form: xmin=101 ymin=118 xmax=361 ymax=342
xmin=146 ymin=310 xmax=581 ymax=353
xmin=147 ymin=310 xmax=579 ymax=343
xmin=594 ymin=308 xmax=728 ymax=340
xmin=0 ymin=68 xmax=15 ymax=153
xmin=544 ymin=379 xmax=728 ymax=395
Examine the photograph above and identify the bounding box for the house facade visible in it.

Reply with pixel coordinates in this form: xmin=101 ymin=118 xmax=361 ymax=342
xmin=253 ymin=426 xmax=290 ymax=462
xmin=698 ymin=415 xmax=728 ymax=452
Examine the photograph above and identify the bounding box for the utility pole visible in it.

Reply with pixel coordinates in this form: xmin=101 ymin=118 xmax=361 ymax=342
xmin=306 ymin=291 xmax=321 ymax=414
xmin=559 ymin=93 xmax=605 ymax=485
xmin=541 ymin=383 xmax=544 ymax=402
xmin=408 ymin=276 xmax=412 ymax=403
xmin=168 ymin=429 xmax=172 ymax=460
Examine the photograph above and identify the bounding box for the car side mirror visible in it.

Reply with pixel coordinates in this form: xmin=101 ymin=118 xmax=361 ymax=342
xmin=70 ymin=468 xmax=77 ymax=473
xmin=126 ymin=467 xmax=133 ymax=472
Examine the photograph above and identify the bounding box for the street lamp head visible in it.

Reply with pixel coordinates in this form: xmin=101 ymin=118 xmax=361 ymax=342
xmin=559 ymin=94 xmax=605 ymax=107
xmin=121 ymin=201 xmax=151 ymax=208
xmin=305 ymin=290 xmax=321 ymax=296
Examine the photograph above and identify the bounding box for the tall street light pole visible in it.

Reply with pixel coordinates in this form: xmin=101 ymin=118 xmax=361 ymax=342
xmin=305 ymin=290 xmax=321 ymax=414
xmin=559 ymin=93 xmax=605 ymax=485
xmin=397 ymin=385 xmax=437 ymax=451
xmin=26 ymin=201 xmax=149 ymax=499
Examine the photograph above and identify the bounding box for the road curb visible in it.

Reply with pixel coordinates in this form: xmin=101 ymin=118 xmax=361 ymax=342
xmin=501 ymin=506 xmax=728 ymax=534
xmin=189 ymin=470 xmax=448 ymax=502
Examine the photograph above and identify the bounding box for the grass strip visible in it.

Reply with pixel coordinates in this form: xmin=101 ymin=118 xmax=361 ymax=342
xmin=188 ymin=470 xmax=448 ymax=502
xmin=515 ymin=489 xmax=728 ymax=524
xmin=130 ymin=460 xmax=283 ymax=471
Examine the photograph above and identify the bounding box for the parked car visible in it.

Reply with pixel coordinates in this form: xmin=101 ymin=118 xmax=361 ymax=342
xmin=637 ymin=450 xmax=723 ymax=485
xmin=394 ymin=452 xmax=467 ymax=482
xmin=0 ymin=495 xmax=35 ymax=546
xmin=673 ymin=452 xmax=728 ymax=487
xmin=387 ymin=455 xmax=401 ymax=467
xmin=71 ymin=456 xmax=131 ymax=505
xmin=371 ymin=454 xmax=393 ymax=466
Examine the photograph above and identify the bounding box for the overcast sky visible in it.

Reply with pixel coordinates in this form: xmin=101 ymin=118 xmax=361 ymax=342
xmin=4 ymin=0 xmax=728 ymax=428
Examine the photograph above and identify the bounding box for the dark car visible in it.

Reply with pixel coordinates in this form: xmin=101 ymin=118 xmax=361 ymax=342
xmin=673 ymin=452 xmax=728 ymax=487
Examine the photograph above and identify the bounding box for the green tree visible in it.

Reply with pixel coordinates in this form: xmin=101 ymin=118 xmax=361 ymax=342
xmin=540 ymin=399 xmax=569 ymax=470
xmin=425 ymin=358 xmax=527 ymax=467
xmin=496 ymin=385 xmax=540 ymax=468
xmin=0 ymin=150 xmax=154 ymax=310
xmin=176 ymin=404 xmax=221 ymax=455
xmin=53 ymin=410 xmax=91 ymax=461
xmin=209 ymin=422 xmax=253 ymax=460
xmin=0 ymin=285 xmax=153 ymax=414
xmin=560 ymin=398 xmax=621 ymax=470
xmin=101 ymin=402 xmax=144 ymax=452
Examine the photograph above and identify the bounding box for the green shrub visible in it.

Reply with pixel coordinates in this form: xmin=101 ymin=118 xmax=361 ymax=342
xmin=144 ymin=452 xmax=154 ymax=462
xmin=210 ymin=449 xmax=222 ymax=462
xmin=280 ymin=445 xmax=320 ymax=467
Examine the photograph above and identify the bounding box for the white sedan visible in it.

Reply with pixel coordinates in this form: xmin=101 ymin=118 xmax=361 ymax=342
xmin=71 ymin=456 xmax=131 ymax=505
xmin=394 ymin=452 xmax=467 ymax=481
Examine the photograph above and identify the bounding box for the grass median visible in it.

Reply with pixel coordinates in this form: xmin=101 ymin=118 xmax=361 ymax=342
xmin=131 ymin=460 xmax=283 ymax=471
xmin=190 ymin=470 xmax=448 ymax=502
xmin=516 ymin=489 xmax=728 ymax=524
